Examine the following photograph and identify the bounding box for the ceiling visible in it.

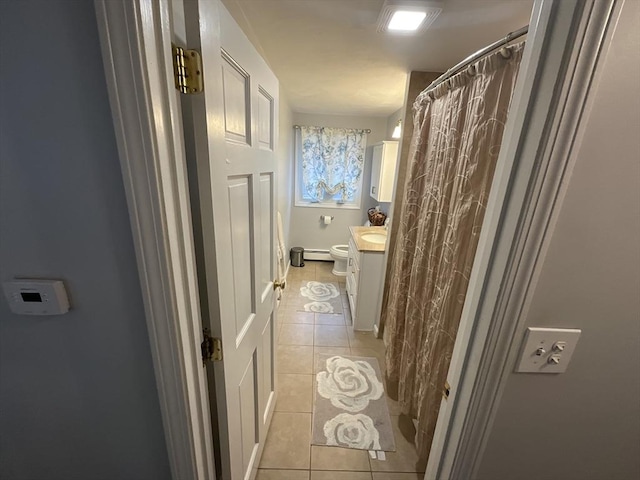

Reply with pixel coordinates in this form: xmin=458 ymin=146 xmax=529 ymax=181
xmin=221 ymin=0 xmax=534 ymax=117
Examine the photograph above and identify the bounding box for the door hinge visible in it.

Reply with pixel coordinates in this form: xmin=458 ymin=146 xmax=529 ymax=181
xmin=443 ymin=380 xmax=451 ymax=400
xmin=172 ymin=45 xmax=203 ymax=94
xmin=201 ymin=328 xmax=222 ymax=365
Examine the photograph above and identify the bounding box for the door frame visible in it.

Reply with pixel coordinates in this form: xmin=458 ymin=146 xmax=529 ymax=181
xmin=94 ymin=0 xmax=620 ymax=479
xmin=95 ymin=1 xmax=215 ymax=479
xmin=426 ymin=0 xmax=621 ymax=478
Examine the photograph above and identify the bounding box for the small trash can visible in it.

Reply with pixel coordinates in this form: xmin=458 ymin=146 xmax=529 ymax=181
xmin=290 ymin=247 xmax=304 ymax=267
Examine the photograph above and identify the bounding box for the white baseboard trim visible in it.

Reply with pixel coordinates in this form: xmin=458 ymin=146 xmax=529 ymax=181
xmin=304 ymin=249 xmax=332 ymax=261
xmin=276 ymin=261 xmax=291 ymax=307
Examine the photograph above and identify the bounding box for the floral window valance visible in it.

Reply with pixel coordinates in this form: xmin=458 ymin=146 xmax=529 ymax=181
xmin=300 ymin=126 xmax=368 ymax=203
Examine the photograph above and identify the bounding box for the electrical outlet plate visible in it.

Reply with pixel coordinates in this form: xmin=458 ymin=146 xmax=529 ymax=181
xmin=516 ymin=327 xmax=581 ymax=373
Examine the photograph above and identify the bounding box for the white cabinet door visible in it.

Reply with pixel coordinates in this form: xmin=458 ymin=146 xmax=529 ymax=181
xmin=345 ymin=234 xmax=385 ymax=332
xmin=351 ymin=251 xmax=385 ymax=332
xmin=370 ymin=144 xmax=383 ymax=200
xmin=370 ymin=141 xmax=399 ymax=202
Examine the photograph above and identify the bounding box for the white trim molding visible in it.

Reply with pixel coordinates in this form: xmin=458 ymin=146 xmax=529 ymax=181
xmin=95 ymin=1 xmax=215 ymax=479
xmin=285 ymin=260 xmax=291 ymax=280
xmin=426 ymin=0 xmax=622 ymax=478
xmin=304 ymin=249 xmax=332 ymax=261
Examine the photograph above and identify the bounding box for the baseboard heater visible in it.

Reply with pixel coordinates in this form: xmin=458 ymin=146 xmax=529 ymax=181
xmin=304 ymin=248 xmax=332 ymax=261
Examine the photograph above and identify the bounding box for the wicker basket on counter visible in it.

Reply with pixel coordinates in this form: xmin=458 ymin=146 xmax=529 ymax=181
xmin=367 ymin=208 xmax=387 ymax=226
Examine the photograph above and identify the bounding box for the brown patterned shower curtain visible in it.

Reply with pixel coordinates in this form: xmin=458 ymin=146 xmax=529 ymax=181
xmin=382 ymin=42 xmax=525 ymax=457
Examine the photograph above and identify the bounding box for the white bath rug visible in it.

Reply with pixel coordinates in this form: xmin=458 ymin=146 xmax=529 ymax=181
xmin=311 ymin=354 xmax=396 ymax=452
xmin=297 ymin=281 xmax=343 ymax=314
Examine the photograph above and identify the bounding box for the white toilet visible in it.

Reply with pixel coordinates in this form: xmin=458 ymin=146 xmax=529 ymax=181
xmin=329 ymin=244 xmax=349 ymax=276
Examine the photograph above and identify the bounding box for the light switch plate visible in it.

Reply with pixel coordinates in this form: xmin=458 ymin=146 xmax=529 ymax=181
xmin=516 ymin=327 xmax=581 ymax=373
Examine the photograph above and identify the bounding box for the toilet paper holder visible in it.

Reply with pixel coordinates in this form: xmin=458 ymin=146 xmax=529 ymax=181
xmin=320 ymin=215 xmax=334 ymax=221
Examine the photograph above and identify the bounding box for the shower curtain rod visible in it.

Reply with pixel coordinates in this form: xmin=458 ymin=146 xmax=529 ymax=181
xmin=293 ymin=125 xmax=372 ymax=134
xmin=425 ymin=25 xmax=528 ymax=94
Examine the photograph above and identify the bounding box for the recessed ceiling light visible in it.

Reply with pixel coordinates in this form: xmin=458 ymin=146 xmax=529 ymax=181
xmin=388 ymin=11 xmax=427 ymax=31
xmin=377 ymin=1 xmax=442 ymax=35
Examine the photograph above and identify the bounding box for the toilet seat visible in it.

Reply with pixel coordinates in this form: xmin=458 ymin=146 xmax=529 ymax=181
xmin=330 ymin=244 xmax=349 ymax=276
xmin=330 ymin=244 xmax=349 ymax=258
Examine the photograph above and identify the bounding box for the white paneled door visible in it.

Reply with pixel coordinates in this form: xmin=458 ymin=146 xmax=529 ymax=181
xmin=179 ymin=1 xmax=280 ymax=479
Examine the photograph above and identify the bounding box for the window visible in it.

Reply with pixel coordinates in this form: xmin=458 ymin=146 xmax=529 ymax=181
xmin=295 ymin=126 xmax=368 ymax=208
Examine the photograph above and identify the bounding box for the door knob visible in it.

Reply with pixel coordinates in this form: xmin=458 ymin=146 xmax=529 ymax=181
xmin=273 ymin=279 xmax=286 ymax=290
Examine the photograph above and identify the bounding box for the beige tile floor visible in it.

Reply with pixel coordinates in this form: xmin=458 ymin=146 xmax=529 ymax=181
xmin=258 ymin=261 xmax=425 ymax=480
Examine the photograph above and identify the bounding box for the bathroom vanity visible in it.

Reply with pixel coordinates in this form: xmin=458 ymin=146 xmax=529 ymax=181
xmin=346 ymin=226 xmax=387 ymax=334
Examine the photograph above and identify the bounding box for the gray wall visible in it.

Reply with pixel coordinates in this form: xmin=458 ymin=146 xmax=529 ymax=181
xmin=0 ymin=2 xmax=170 ymax=479
xmin=289 ymin=113 xmax=389 ymax=250
xmin=476 ymin=1 xmax=640 ymax=478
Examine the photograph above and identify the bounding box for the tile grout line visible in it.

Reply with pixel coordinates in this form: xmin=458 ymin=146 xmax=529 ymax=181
xmin=308 ymin=408 xmax=312 ymax=472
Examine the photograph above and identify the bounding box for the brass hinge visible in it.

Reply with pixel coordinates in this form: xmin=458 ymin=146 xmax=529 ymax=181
xmin=172 ymin=45 xmax=203 ymax=94
xmin=443 ymin=380 xmax=451 ymax=400
xmin=201 ymin=328 xmax=222 ymax=365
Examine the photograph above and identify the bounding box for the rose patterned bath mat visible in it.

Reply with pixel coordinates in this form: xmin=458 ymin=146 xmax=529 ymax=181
xmin=311 ymin=354 xmax=396 ymax=452
xmin=297 ymin=281 xmax=343 ymax=314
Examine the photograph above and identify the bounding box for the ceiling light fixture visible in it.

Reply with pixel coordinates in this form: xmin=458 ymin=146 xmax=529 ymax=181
xmin=377 ymin=1 xmax=442 ymax=35
xmin=388 ymin=11 xmax=427 ymax=31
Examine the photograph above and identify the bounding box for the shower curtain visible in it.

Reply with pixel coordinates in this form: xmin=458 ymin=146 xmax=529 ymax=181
xmin=382 ymin=42 xmax=525 ymax=456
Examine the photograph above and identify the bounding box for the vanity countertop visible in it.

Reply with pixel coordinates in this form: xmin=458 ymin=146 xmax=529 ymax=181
xmin=349 ymin=226 xmax=387 ymax=252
